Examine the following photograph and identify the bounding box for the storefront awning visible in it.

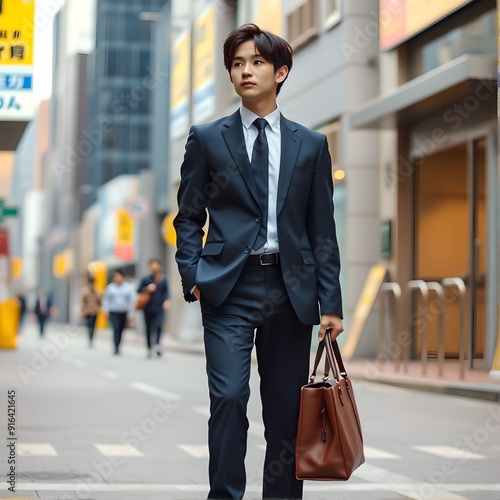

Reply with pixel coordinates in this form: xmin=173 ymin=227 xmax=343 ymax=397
xmin=349 ymin=54 xmax=497 ymax=129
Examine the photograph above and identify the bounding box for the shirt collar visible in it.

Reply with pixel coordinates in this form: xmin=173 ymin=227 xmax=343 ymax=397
xmin=240 ymin=104 xmax=281 ymax=132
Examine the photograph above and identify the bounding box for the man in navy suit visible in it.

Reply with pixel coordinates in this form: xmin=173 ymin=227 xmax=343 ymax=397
xmin=174 ymin=24 xmax=344 ymax=500
xmin=34 ymin=289 xmax=52 ymax=337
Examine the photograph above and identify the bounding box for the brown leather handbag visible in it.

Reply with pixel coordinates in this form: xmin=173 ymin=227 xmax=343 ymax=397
xmin=295 ymin=338 xmax=365 ymax=481
xmin=135 ymin=291 xmax=151 ymax=310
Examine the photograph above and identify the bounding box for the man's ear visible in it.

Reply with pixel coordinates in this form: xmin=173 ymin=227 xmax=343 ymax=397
xmin=275 ymin=65 xmax=289 ymax=84
xmin=229 ymin=72 xmax=234 ymax=84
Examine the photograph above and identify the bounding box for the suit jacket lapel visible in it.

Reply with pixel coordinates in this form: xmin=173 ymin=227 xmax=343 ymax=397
xmin=277 ymin=116 xmax=301 ymax=216
xmin=221 ymin=110 xmax=260 ymax=206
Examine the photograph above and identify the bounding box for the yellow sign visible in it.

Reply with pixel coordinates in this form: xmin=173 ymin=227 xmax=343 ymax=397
xmin=380 ymin=0 xmax=473 ymax=50
xmin=114 ymin=208 xmax=134 ymax=260
xmin=11 ymin=255 xmax=21 ymax=279
xmin=170 ymin=31 xmax=191 ymax=139
xmin=193 ymin=5 xmax=215 ymax=122
xmin=115 ymin=208 xmax=133 ymax=245
xmin=0 ymin=0 xmax=35 ymax=66
xmin=343 ymin=264 xmax=387 ymax=360
xmin=171 ymin=31 xmax=190 ymax=110
xmin=162 ymin=213 xmax=176 ymax=247
xmin=255 ymin=0 xmax=282 ymax=36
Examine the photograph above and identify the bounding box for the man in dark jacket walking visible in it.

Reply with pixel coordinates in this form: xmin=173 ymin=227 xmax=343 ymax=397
xmin=137 ymin=258 xmax=171 ymax=357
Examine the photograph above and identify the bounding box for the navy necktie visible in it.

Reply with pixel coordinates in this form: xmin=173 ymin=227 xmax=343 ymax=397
xmin=251 ymin=118 xmax=269 ymax=251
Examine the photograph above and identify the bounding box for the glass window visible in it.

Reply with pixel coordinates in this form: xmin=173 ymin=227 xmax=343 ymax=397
xmin=106 ymin=13 xmax=119 ymax=40
xmin=114 ymin=123 xmax=131 ymax=151
xmin=106 ymin=48 xmax=118 ymax=76
xmin=139 ymin=48 xmax=150 ymax=76
xmin=102 ymin=126 xmax=115 ymax=150
xmin=138 ymin=20 xmax=151 ymax=42
xmin=409 ymin=9 xmax=496 ymax=78
xmin=137 ymin=124 xmax=150 ymax=151
xmin=118 ymin=48 xmax=133 ymax=78
xmin=102 ymin=159 xmax=115 ymax=184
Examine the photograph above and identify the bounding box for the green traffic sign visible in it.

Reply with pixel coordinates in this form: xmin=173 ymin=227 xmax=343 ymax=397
xmin=0 ymin=199 xmax=18 ymax=222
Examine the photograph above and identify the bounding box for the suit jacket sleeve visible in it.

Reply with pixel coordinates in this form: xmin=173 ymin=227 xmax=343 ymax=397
xmin=307 ymin=135 xmax=343 ymax=318
xmin=173 ymin=126 xmax=209 ymax=301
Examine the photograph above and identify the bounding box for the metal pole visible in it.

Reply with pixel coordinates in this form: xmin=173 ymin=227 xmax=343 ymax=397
xmin=442 ymin=278 xmax=467 ymax=380
xmin=407 ymin=280 xmax=429 ymax=375
xmin=427 ymin=282 xmax=445 ymax=377
xmin=380 ymin=282 xmax=402 ymax=370
xmin=378 ymin=287 xmax=387 ymax=365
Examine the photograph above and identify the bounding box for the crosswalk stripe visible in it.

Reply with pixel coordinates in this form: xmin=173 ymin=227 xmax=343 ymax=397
xmin=413 ymin=445 xmax=486 ymax=460
xmin=178 ymin=444 xmax=209 ymax=458
xmin=94 ymin=444 xmax=144 ymax=457
xmin=363 ymin=445 xmax=401 ymax=459
xmin=17 ymin=443 xmax=58 ymax=457
xmin=192 ymin=406 xmax=264 ymax=438
xmin=352 ymin=463 xmax=467 ymax=499
xmin=102 ymin=370 xmax=118 ymax=379
xmin=129 ymin=381 xmax=180 ymax=401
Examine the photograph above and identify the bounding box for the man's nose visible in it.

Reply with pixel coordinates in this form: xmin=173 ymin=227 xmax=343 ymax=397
xmin=242 ymin=63 xmax=252 ymax=76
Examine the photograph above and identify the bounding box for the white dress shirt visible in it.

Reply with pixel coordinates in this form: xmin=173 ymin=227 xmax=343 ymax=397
xmin=240 ymin=105 xmax=281 ymax=254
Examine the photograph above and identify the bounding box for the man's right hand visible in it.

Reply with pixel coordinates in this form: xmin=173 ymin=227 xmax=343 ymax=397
xmin=193 ymin=286 xmax=201 ymax=301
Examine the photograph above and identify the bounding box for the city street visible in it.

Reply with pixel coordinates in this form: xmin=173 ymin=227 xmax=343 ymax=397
xmin=0 ymin=321 xmax=499 ymax=500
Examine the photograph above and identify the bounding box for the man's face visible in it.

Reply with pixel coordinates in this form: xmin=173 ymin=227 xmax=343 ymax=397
xmin=113 ymin=272 xmax=124 ymax=285
xmin=229 ymin=40 xmax=286 ymax=103
xmin=149 ymin=261 xmax=161 ymax=274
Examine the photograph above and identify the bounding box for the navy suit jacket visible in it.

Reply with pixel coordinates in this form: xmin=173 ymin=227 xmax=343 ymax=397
xmin=174 ymin=110 xmax=342 ymax=325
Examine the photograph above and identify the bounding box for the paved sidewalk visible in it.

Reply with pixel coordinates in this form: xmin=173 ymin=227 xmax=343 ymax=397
xmin=160 ymin=330 xmax=500 ymax=402
xmin=7 ymin=321 xmax=500 ymax=402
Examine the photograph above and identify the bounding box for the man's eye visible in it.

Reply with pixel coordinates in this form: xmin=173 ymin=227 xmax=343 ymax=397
xmin=254 ymin=60 xmax=263 ymax=65
xmin=233 ymin=62 xmax=242 ymax=67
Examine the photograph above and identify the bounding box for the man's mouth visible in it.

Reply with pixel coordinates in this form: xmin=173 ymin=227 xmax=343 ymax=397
xmin=241 ymin=81 xmax=255 ymax=87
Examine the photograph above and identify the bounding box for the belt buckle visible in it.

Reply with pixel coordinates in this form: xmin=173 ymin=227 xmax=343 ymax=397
xmin=259 ymin=254 xmax=275 ymax=266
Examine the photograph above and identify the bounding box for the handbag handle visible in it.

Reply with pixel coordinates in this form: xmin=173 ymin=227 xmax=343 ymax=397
xmin=309 ymin=335 xmax=348 ymax=383
xmin=331 ymin=338 xmax=348 ymax=378
xmin=309 ymin=340 xmax=329 ymax=382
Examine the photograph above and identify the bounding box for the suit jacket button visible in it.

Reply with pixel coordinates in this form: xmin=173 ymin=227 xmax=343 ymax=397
xmin=245 ymin=247 xmax=251 ymax=254
xmin=255 ymin=215 xmax=262 ymax=223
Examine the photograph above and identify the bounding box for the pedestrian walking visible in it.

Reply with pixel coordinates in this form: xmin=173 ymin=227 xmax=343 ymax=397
xmin=81 ymin=277 xmax=102 ymax=347
xmin=16 ymin=293 xmax=26 ymax=329
xmin=102 ymin=269 xmax=134 ymax=355
xmin=174 ymin=24 xmax=344 ymax=500
xmin=34 ymin=289 xmax=52 ymax=337
xmin=137 ymin=258 xmax=171 ymax=358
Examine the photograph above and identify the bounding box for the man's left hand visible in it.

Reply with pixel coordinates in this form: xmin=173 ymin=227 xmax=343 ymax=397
xmin=318 ymin=314 xmax=344 ymax=341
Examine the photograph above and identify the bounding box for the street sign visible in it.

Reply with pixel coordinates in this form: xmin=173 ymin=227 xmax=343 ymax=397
xmin=126 ymin=196 xmax=150 ymax=220
xmin=0 ymin=199 xmax=18 ymax=222
xmin=0 ymin=0 xmax=35 ymax=121
xmin=114 ymin=208 xmax=134 ymax=261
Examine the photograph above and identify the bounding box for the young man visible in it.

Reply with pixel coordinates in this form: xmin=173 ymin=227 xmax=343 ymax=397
xmin=174 ymin=24 xmax=343 ymax=500
xmin=102 ymin=269 xmax=134 ymax=355
xmin=136 ymin=258 xmax=171 ymax=357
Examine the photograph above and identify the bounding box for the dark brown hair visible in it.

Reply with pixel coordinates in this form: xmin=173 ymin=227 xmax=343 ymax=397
xmin=223 ymin=23 xmax=293 ymax=95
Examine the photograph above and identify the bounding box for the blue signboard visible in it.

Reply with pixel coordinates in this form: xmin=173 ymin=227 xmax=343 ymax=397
xmin=0 ymin=73 xmax=32 ymax=90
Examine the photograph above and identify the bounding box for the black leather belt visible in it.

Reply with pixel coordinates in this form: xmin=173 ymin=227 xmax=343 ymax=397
xmin=246 ymin=253 xmax=280 ymax=266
